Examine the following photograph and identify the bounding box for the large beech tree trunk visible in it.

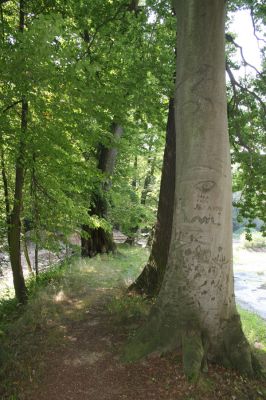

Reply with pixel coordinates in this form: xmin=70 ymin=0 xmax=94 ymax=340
xmin=81 ymin=123 xmax=123 ymax=257
xmin=129 ymin=98 xmax=175 ymax=296
xmin=124 ymin=0 xmax=257 ymax=380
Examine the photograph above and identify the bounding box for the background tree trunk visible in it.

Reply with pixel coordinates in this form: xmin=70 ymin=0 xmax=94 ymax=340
xmin=1 ymin=147 xmax=10 ymax=246
xmin=81 ymin=193 xmax=115 ymax=257
xmin=81 ymin=123 xmax=123 ymax=257
xmin=129 ymin=98 xmax=176 ymax=296
xmin=131 ymin=156 xmax=138 ymax=189
xmin=21 ymin=220 xmax=33 ymax=275
xmin=140 ymin=150 xmax=156 ymax=206
xmin=124 ymin=0 xmax=257 ymax=380
xmin=35 ymin=243 xmax=39 ymax=276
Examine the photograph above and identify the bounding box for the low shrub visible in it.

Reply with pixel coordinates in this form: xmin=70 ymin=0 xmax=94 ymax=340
xmin=107 ymin=294 xmax=151 ymax=323
xmin=240 ymin=232 xmax=266 ymax=249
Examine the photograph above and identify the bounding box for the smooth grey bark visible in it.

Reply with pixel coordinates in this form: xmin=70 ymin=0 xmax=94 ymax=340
xmin=128 ymin=98 xmax=176 ymax=296
xmin=81 ymin=123 xmax=123 ymax=257
xmin=124 ymin=0 xmax=256 ymax=380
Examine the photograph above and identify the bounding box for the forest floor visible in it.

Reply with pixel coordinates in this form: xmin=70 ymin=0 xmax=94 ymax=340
xmin=1 ymin=246 xmax=266 ymax=400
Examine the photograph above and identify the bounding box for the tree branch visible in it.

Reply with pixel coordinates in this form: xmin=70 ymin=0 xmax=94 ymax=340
xmin=225 ymin=61 xmax=266 ymax=114
xmin=225 ymin=34 xmax=265 ymax=78
xmin=78 ymin=2 xmax=131 ymax=61
xmin=2 ymin=99 xmax=23 ymax=113
xmin=226 ymin=62 xmax=238 ymax=110
xmin=34 ymin=179 xmax=58 ymax=204
xmin=250 ymin=7 xmax=266 ymax=45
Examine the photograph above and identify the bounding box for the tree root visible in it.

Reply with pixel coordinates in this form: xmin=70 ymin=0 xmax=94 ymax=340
xmin=122 ymin=313 xmax=261 ymax=381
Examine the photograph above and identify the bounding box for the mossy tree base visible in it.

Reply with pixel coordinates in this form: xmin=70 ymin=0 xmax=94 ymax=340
xmin=123 ymin=311 xmax=259 ymax=381
xmin=81 ymin=226 xmax=116 ymax=257
xmin=128 ymin=258 xmax=162 ymax=297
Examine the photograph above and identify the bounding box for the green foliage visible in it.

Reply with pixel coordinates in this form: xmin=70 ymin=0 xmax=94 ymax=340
xmin=240 ymin=231 xmax=266 ymax=248
xmin=226 ymin=0 xmax=266 ymax=236
xmin=109 ymin=182 xmax=156 ymax=235
xmin=0 ymin=0 xmax=175 ymax=261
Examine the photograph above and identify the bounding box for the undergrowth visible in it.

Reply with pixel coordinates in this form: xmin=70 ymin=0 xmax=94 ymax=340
xmin=107 ymin=294 xmax=151 ymax=323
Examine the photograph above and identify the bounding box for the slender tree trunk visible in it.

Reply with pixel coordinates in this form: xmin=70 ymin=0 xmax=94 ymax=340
xmin=31 ymin=156 xmax=40 ymax=276
xmin=131 ymin=156 xmax=138 ymax=189
xmin=1 ymin=147 xmax=11 ymax=246
xmin=9 ymin=96 xmax=28 ymax=303
xmin=81 ymin=123 xmax=123 ymax=257
xmin=35 ymin=243 xmax=39 ymax=276
xmin=22 ymin=239 xmax=33 ymax=275
xmin=124 ymin=0 xmax=257 ymax=379
xmin=8 ymin=1 xmax=28 ymax=303
xmin=140 ymin=153 xmax=156 ymax=206
xmin=129 ymin=98 xmax=176 ymax=296
xmin=21 ymin=221 xmax=33 ymax=274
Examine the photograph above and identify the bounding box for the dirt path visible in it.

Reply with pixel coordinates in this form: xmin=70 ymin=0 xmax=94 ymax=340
xmin=23 ymin=292 xmax=265 ymax=400
xmin=24 ymin=289 xmax=190 ymax=400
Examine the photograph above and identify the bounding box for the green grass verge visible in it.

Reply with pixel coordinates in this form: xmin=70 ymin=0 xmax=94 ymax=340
xmin=239 ymin=307 xmax=266 ymax=352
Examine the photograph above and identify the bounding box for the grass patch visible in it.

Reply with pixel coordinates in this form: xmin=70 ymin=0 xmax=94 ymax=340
xmin=107 ymin=294 xmax=151 ymax=323
xmin=239 ymin=307 xmax=266 ymax=352
xmin=239 ymin=306 xmax=266 ymax=374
